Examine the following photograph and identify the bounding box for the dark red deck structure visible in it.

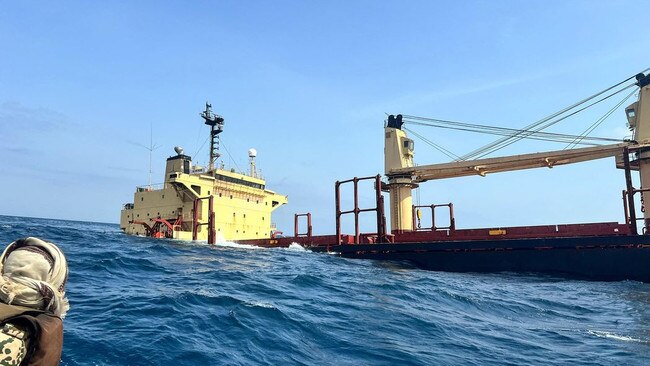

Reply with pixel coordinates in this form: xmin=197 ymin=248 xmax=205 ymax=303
xmin=239 ymin=165 xmax=650 ymax=282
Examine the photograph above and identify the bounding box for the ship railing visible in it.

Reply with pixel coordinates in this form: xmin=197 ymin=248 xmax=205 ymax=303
xmin=294 ymin=213 xmax=313 ymax=239
xmin=122 ymin=203 xmax=134 ymax=210
xmin=335 ymin=175 xmax=388 ymax=244
xmin=622 ymin=187 xmax=650 ymax=234
xmin=136 ymin=183 xmax=164 ymax=192
xmin=412 ymin=203 xmax=456 ymax=232
xmin=622 ymin=147 xmax=646 ymax=235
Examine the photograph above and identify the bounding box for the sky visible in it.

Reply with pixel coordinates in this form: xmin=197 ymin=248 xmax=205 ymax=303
xmin=2 ymin=1 xmax=650 ymax=235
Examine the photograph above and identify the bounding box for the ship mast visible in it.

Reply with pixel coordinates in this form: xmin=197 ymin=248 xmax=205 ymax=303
xmin=200 ymin=102 xmax=225 ymax=171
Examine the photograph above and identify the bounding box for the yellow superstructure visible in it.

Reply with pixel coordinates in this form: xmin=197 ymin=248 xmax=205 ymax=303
xmin=120 ymin=104 xmax=287 ymax=242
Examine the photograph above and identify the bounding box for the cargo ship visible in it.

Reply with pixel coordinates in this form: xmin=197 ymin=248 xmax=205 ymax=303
xmin=120 ymin=103 xmax=287 ymax=242
xmin=123 ymin=71 xmax=650 ymax=282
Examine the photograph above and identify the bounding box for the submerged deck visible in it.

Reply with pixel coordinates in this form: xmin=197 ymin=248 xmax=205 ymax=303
xmin=236 ymin=221 xmax=650 ymax=282
xmin=237 ymin=221 xmax=631 ymax=248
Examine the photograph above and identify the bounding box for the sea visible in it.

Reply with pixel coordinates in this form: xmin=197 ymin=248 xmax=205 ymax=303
xmin=0 ymin=215 xmax=649 ymax=365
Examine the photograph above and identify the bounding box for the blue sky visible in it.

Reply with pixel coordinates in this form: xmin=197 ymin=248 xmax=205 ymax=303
xmin=1 ymin=1 xmax=650 ymax=234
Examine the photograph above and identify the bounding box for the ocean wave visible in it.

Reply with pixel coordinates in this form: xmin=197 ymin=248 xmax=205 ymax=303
xmin=587 ymin=330 xmax=650 ymax=344
xmin=2 ymin=216 xmax=650 ymax=366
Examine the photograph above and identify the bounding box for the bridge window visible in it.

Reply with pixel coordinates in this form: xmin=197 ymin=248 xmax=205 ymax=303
xmin=191 ymin=185 xmax=201 ymax=195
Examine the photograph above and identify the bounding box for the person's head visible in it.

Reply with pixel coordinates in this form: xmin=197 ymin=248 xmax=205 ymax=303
xmin=0 ymin=237 xmax=69 ymax=318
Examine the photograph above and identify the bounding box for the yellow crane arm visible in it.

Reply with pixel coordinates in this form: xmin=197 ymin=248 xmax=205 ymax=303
xmin=389 ymin=142 xmax=642 ymax=182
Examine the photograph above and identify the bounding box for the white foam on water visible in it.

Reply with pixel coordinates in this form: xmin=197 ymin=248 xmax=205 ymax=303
xmin=215 ymin=241 xmax=264 ymax=250
xmin=287 ymin=242 xmax=307 ymax=251
xmin=587 ymin=330 xmax=650 ymax=344
xmin=245 ymin=300 xmax=276 ymax=309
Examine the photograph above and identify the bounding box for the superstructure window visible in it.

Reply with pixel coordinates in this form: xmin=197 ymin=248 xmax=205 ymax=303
xmin=215 ymin=174 xmax=265 ymax=190
xmin=191 ymin=185 xmax=201 ymax=195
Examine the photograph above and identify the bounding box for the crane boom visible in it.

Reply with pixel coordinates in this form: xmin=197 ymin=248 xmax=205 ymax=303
xmin=390 ymin=142 xmax=640 ymax=182
xmin=384 ymin=71 xmax=650 ymax=233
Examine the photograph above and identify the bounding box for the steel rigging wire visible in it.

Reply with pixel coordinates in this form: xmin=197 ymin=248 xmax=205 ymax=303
xmin=399 ymin=69 xmax=649 ymax=161
xmin=564 ymin=89 xmax=637 ymax=150
xmin=459 ymin=71 xmax=645 ymax=160
xmin=403 ymin=117 xmax=621 ymax=145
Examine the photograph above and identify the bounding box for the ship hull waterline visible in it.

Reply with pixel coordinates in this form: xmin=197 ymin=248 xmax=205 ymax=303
xmin=292 ymin=235 xmax=650 ymax=282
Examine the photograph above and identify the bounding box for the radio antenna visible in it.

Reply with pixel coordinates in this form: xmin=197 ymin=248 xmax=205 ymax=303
xmin=200 ymin=102 xmax=225 ymax=171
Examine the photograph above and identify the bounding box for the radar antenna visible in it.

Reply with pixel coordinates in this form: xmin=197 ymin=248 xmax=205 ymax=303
xmin=200 ymin=102 xmax=225 ymax=171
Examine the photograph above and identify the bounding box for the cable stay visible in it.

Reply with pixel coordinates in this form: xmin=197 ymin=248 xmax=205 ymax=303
xmin=403 ymin=126 xmax=461 ymax=160
xmin=564 ymin=88 xmax=637 ymax=150
xmin=402 ymin=116 xmax=622 ymax=150
xmin=397 ymin=69 xmax=649 ymax=162
xmin=458 ymin=72 xmax=645 ymax=160
xmin=464 ymin=83 xmax=637 ymax=160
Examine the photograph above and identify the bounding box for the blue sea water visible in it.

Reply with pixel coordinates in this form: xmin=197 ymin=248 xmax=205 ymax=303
xmin=0 ymin=215 xmax=649 ymax=365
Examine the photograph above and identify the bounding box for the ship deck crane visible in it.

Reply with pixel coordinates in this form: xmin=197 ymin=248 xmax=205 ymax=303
xmin=384 ymin=71 xmax=650 ymax=233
